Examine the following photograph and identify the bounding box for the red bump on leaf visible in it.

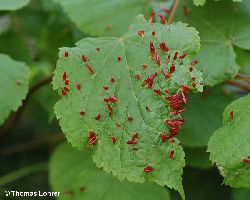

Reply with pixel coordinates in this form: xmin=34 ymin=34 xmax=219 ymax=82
xmin=192 ymin=77 xmax=196 ymax=81
xmin=107 ymin=104 xmax=112 ymax=116
xmin=65 ymin=80 xmax=69 ymax=85
xmin=159 ymin=42 xmax=168 ymax=52
xmin=170 ymin=108 xmax=185 ymax=115
xmin=76 ymin=82 xmax=81 ymax=90
xmin=80 ymin=111 xmax=85 ymax=116
xmin=95 ymin=113 xmax=101 ymax=121
xmin=126 ymin=140 xmax=137 ymax=145
xmin=152 ymin=31 xmax=156 ymax=37
xmin=165 ymin=119 xmax=185 ymax=127
xmin=138 ymin=29 xmax=145 ymax=36
xmin=63 ymin=87 xmax=69 ymax=92
xmin=109 ymin=135 xmax=117 ymax=144
xmin=110 ymin=77 xmax=115 ymax=83
xmin=62 ymin=88 xmax=67 ymax=95
xmin=162 ymin=70 xmax=170 ymax=79
xmin=191 ymin=60 xmax=198 ymax=66
xmin=182 ymin=85 xmax=190 ymax=93
xmin=192 ymin=82 xmax=196 ymax=87
xmin=63 ymin=72 xmax=67 ymax=81
xmin=170 ymin=139 xmax=176 ymax=143
xmin=104 ymin=98 xmax=109 ymax=103
xmin=118 ymin=56 xmax=122 ymax=62
xmin=88 ymin=131 xmax=98 ymax=145
xmin=96 ymin=48 xmax=101 ymax=51
xmin=103 ymin=86 xmax=109 ymax=90
xmin=170 ymin=64 xmax=175 ymax=74
xmin=230 ymin=111 xmax=234 ymax=121
xmin=179 ymin=53 xmax=187 ymax=59
xmin=64 ymin=51 xmax=68 ymax=58
xmin=159 ymin=14 xmax=167 ymax=24
xmin=169 ymin=150 xmax=175 ymax=159
xmin=169 ymin=127 xmax=179 ymax=136
xmin=109 ymin=95 xmax=118 ymax=103
xmin=243 ymin=159 xmax=250 ymax=164
xmin=143 ymin=64 xmax=148 ymax=69
xmin=154 ymin=52 xmax=161 ymax=66
xmin=154 ymin=89 xmax=161 ymax=96
xmin=173 ymin=52 xmax=178 ymax=60
xmin=144 ymin=166 xmax=153 ymax=173
xmin=160 ymin=133 xmax=170 ymax=142
xmin=149 ymin=41 xmax=156 ymax=56
xmin=148 ymin=11 xmax=155 ymax=23
xmin=135 ymin=73 xmax=141 ymax=80
xmin=127 ymin=133 xmax=138 ymax=144
xmin=189 ymin=66 xmax=193 ymax=72
xmin=85 ymin=63 xmax=94 ymax=75
xmin=127 ymin=117 xmax=133 ymax=121
xmin=82 ymin=54 xmax=87 ymax=62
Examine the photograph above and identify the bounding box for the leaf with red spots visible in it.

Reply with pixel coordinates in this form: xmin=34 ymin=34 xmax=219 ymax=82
xmin=207 ymin=94 xmax=250 ymax=188
xmin=50 ymin=143 xmax=171 ymax=200
xmin=52 ymin=15 xmax=204 ymax=199
xmin=0 ymin=54 xmax=29 ymax=126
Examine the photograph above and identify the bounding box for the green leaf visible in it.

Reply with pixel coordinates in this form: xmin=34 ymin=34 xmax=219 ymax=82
xmin=185 ymin=147 xmax=211 ymax=170
xmin=235 ymin=47 xmax=250 ymax=76
xmin=193 ymin=0 xmax=206 ymax=6
xmin=178 ymin=0 xmax=250 ymax=86
xmin=49 ymin=143 xmax=171 ymax=200
xmin=53 ymin=15 xmax=204 ymax=198
xmin=53 ymin=0 xmax=153 ymax=37
xmin=207 ymin=94 xmax=250 ymax=188
xmin=0 ymin=54 xmax=29 ymax=126
xmin=177 ymin=86 xmax=237 ymax=147
xmin=0 ymin=0 xmax=30 ymax=11
xmin=232 ymin=188 xmax=250 ymax=200
xmin=193 ymin=0 xmax=242 ymax=6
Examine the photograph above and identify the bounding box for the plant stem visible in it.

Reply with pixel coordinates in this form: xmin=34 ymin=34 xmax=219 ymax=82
xmin=168 ymin=0 xmax=180 ymax=24
xmin=0 ymin=163 xmax=48 ymax=186
xmin=227 ymin=80 xmax=250 ymax=92
xmin=236 ymin=73 xmax=250 ymax=82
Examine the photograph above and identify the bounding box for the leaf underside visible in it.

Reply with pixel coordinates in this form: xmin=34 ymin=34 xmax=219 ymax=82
xmin=0 ymin=54 xmax=29 ymax=126
xmin=53 ymin=15 xmax=204 ymax=198
xmin=207 ymin=95 xmax=250 ymax=188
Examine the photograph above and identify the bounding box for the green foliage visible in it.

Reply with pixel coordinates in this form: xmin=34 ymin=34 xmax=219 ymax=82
xmin=207 ymin=95 xmax=250 ymax=188
xmin=232 ymin=188 xmax=250 ymax=200
xmin=185 ymin=147 xmax=211 ymax=170
xmin=0 ymin=0 xmax=30 ymax=10
xmin=52 ymin=14 xmax=204 ymax=198
xmin=0 ymin=54 xmax=29 ymax=126
xmin=193 ymin=0 xmax=242 ymax=6
xmin=178 ymin=0 xmax=250 ymax=86
xmin=53 ymin=0 xmax=152 ymax=37
xmin=50 ymin=143 xmax=171 ymax=200
xmin=178 ymin=86 xmax=238 ymax=147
